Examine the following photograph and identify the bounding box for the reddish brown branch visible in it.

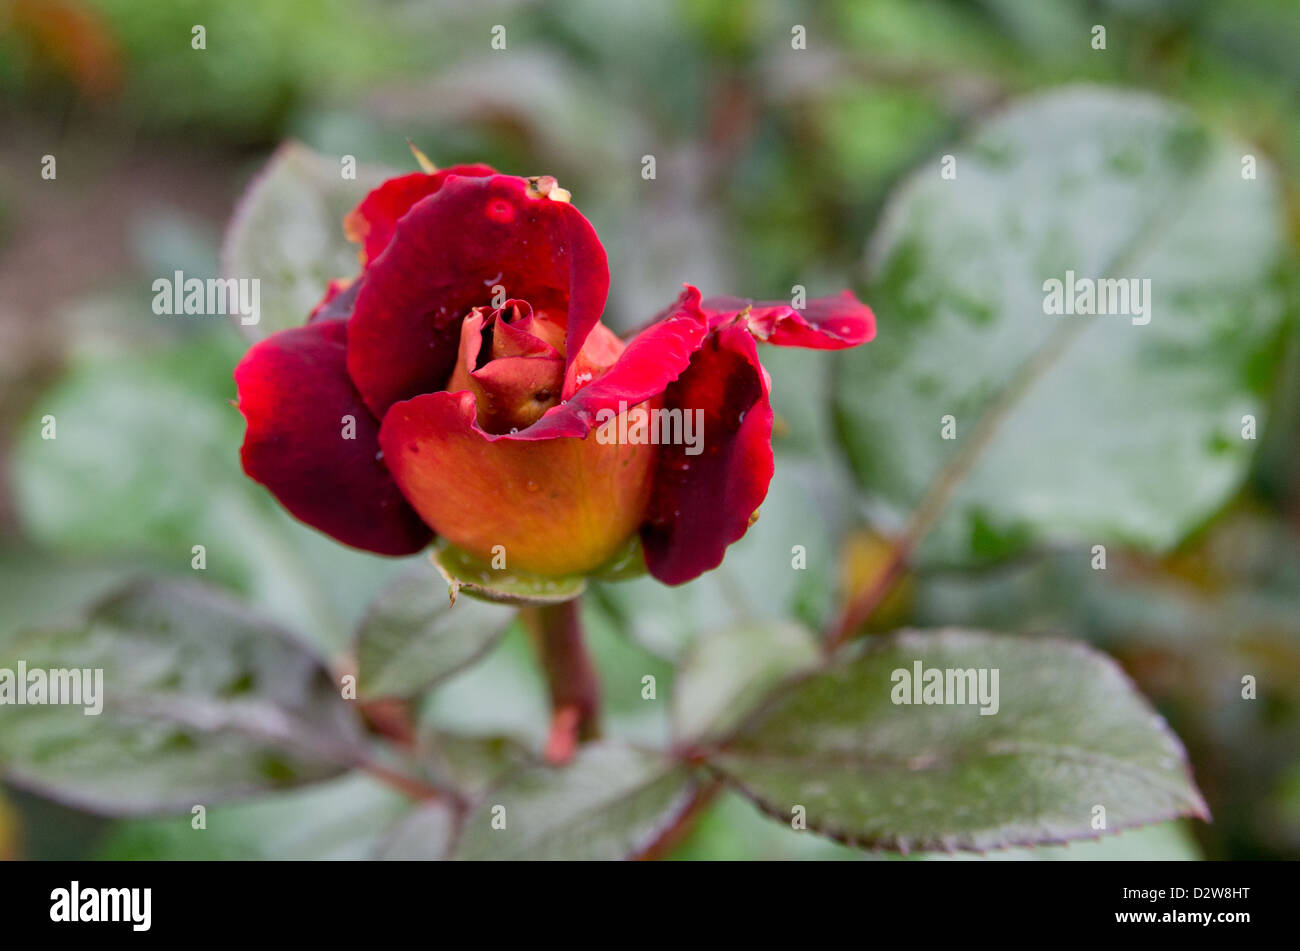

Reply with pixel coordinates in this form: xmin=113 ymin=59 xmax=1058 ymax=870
xmin=523 ymin=599 xmax=601 ymax=763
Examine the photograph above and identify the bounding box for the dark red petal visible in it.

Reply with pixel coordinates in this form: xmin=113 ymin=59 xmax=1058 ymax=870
xmin=699 ymin=289 xmax=876 ymax=349
xmin=347 ymin=174 xmax=609 ymax=417
xmin=522 ymin=309 xmax=708 ymax=440
xmin=344 ymin=165 xmax=496 ymax=265
xmin=308 ymin=276 xmax=362 ymax=322
xmin=640 ymin=323 xmax=774 ymax=585
xmin=235 ymin=319 xmax=433 ymax=556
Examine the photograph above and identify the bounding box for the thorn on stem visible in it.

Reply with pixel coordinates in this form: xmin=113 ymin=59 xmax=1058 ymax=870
xmin=544 ymin=704 xmax=582 ymax=764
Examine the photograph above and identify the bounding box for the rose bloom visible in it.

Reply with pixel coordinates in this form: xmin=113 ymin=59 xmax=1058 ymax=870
xmin=234 ymin=162 xmax=873 ymax=585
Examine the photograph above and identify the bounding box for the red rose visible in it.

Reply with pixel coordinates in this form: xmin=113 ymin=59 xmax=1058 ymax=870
xmin=234 ymin=162 xmax=874 ymax=585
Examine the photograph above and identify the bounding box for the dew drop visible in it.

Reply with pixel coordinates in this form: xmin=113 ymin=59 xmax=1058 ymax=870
xmin=486 ymin=199 xmax=514 ymax=223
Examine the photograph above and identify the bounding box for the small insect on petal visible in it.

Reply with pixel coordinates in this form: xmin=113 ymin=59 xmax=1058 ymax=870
xmin=527 ymin=175 xmax=571 ymax=203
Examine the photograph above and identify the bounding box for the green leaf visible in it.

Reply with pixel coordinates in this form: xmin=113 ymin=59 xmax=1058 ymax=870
xmin=672 ymin=622 xmax=821 ymax=744
xmin=355 ymin=560 xmax=516 ymax=699
xmin=374 ymin=801 xmax=459 ymax=860
xmin=0 ymin=547 xmax=154 ymax=636
xmin=96 ymin=774 xmax=412 ymax=860
xmin=0 ymin=579 xmax=364 ymax=815
xmin=221 ymin=142 xmax=390 ymax=340
xmin=431 ymin=543 xmax=586 ymax=606
xmin=451 ymin=743 xmax=695 ymax=860
xmin=12 ymin=334 xmax=247 ymax=569
xmin=9 ymin=333 xmax=411 ymax=653
xmin=672 ymin=797 xmax=1199 ymax=861
xmin=667 ymin=789 xmax=868 ymax=861
xmin=711 ymin=628 xmax=1208 ymax=852
xmin=420 ymin=732 xmax=538 ymax=799
xmin=422 ymin=624 xmax=551 ymax=753
xmin=915 ymin=820 xmax=1202 ymax=862
xmin=590 ymin=462 xmax=852 ymax=661
xmin=834 ymin=86 xmax=1288 ymax=566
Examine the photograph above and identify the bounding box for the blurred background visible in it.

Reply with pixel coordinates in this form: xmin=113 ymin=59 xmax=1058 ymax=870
xmin=1 ymin=0 xmax=1298 ymax=860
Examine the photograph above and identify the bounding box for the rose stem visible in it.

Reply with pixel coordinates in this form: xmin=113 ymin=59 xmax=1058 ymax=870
xmin=522 ymin=598 xmax=601 ymax=763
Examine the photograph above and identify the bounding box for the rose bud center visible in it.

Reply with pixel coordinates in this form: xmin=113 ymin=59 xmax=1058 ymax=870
xmin=446 ymin=301 xmax=567 ymax=434
xmin=446 ymin=300 xmax=626 ymax=435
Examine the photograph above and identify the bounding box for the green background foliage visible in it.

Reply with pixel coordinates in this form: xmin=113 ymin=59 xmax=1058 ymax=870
xmin=2 ymin=0 xmax=1299 ymax=860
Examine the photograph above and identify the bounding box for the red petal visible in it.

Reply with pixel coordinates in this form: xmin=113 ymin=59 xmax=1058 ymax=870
xmin=523 ymin=309 xmax=708 ymax=440
xmin=235 ymin=319 xmax=433 ymax=555
xmin=308 ymin=276 xmax=362 ymax=322
xmin=699 ymin=289 xmax=875 ymax=349
xmin=378 ymin=391 xmax=655 ymax=576
xmin=560 ymin=322 xmax=624 ymax=401
xmin=640 ymin=323 xmax=774 ymax=585
xmin=344 ymin=165 xmax=496 ymax=265
xmin=347 ymin=174 xmax=609 ymax=417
